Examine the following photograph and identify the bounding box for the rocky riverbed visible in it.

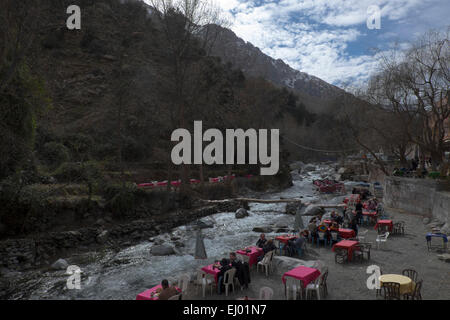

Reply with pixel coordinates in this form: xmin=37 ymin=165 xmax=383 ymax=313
xmin=0 ymin=162 xmax=332 ymax=299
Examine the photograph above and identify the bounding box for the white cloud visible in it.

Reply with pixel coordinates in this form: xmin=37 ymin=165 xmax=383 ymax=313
xmin=215 ymin=0 xmax=448 ymax=87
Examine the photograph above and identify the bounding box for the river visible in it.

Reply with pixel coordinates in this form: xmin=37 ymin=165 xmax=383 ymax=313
xmin=4 ymin=163 xmax=358 ymax=300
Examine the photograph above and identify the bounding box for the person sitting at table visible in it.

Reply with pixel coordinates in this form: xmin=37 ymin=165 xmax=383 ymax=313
xmin=229 ymin=252 xmax=250 ymax=289
xmin=330 ymin=221 xmax=340 ymax=231
xmin=256 ymin=233 xmax=267 ymax=248
xmin=229 ymin=252 xmax=242 ymax=268
xmin=262 ymin=239 xmax=276 ymax=255
xmin=285 ymin=233 xmax=306 ymax=257
xmin=158 ymin=279 xmax=179 ymax=300
xmin=256 ymin=239 xmax=277 ymax=262
xmin=217 ymin=258 xmax=232 ymax=295
xmin=330 ymin=211 xmax=344 ymax=225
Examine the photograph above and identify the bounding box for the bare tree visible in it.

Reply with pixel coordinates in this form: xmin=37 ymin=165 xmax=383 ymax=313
xmin=368 ymin=29 xmax=450 ymax=171
xmin=148 ymin=0 xmax=229 ymax=193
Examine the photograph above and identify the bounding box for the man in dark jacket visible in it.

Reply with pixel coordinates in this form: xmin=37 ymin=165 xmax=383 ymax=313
xmin=256 ymin=233 xmax=267 ymax=248
xmin=217 ymin=258 xmax=232 ymax=295
xmin=230 ymin=252 xmax=250 ymax=289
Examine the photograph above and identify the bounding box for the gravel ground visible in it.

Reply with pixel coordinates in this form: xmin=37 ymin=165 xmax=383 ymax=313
xmin=184 ymin=207 xmax=450 ymax=300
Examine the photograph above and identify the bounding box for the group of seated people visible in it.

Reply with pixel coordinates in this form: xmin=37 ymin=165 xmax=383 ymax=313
xmin=214 ymin=252 xmax=251 ymax=295
xmin=257 ymin=232 xmax=307 ymax=258
xmin=308 ymin=209 xmax=360 ymax=239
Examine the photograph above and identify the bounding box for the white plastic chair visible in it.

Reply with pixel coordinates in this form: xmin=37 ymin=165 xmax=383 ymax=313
xmin=306 ymin=275 xmax=321 ymax=300
xmin=357 ymin=229 xmax=368 ymax=242
xmin=285 ymin=277 xmax=302 ymax=300
xmin=317 ymin=231 xmax=328 ymax=247
xmin=194 ymin=271 xmax=213 ymax=298
xmin=223 ymin=268 xmax=237 ymax=297
xmin=257 ymin=250 xmax=274 ymax=276
xmin=376 ymin=232 xmax=390 ymax=250
xmin=330 ymin=231 xmax=339 ymax=244
xmin=238 ymin=254 xmax=250 ymax=265
xmin=177 ymin=273 xmax=191 ymax=295
xmin=259 ymin=286 xmax=274 ymax=300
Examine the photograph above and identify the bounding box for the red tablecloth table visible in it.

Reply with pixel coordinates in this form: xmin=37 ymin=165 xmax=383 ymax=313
xmin=236 ymin=246 xmax=264 ymax=267
xmin=136 ymin=285 xmax=181 ymax=300
xmin=276 ymin=235 xmax=298 ymax=244
xmin=282 ymin=266 xmax=321 ymax=288
xmin=363 ymin=211 xmax=377 ymax=217
xmin=332 ymin=240 xmax=360 ymax=261
xmin=375 ymin=220 xmax=393 ymax=232
xmin=201 ymin=264 xmax=221 ymax=284
xmin=338 ymin=228 xmax=356 ymax=239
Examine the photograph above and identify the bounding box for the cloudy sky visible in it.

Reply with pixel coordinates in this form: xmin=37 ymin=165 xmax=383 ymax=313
xmin=215 ymin=0 xmax=449 ymax=87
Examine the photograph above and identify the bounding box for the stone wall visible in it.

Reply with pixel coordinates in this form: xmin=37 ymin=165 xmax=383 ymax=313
xmin=384 ymin=176 xmax=450 ymax=232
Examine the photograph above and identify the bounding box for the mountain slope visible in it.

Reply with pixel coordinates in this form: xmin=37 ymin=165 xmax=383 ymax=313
xmin=209 ymin=25 xmax=347 ymax=112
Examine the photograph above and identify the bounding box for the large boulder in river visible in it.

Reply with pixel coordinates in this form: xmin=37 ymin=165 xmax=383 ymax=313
xmin=285 ymin=202 xmax=302 ymax=215
xmin=196 ymin=218 xmax=215 ymax=229
xmin=252 ymin=226 xmax=272 ymax=233
xmin=51 ymin=259 xmax=69 ymax=270
xmin=151 ymin=245 xmax=175 ymax=256
xmin=96 ymin=230 xmax=109 ymax=244
xmin=235 ymin=208 xmax=249 ymax=219
xmin=300 ymin=204 xmax=326 ymax=217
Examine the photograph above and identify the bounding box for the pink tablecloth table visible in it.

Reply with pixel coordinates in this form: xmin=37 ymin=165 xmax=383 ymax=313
xmin=332 ymin=240 xmax=360 ymax=261
xmin=236 ymin=246 xmax=264 ymax=267
xmin=375 ymin=220 xmax=393 ymax=232
xmin=201 ymin=264 xmax=221 ymax=284
xmin=276 ymin=235 xmax=298 ymax=244
xmin=136 ymin=285 xmax=181 ymax=300
xmin=282 ymin=266 xmax=321 ymax=288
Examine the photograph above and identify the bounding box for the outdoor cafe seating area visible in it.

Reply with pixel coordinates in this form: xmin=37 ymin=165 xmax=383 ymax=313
xmin=135 ymin=195 xmax=427 ymax=301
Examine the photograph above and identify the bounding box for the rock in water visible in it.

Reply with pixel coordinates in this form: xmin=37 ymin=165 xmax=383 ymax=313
xmin=301 ymin=205 xmax=326 ymax=216
xmin=151 ymin=245 xmax=175 ymax=256
xmin=51 ymin=259 xmax=69 ymax=270
xmin=252 ymin=226 xmax=273 ymax=233
xmin=285 ymin=203 xmax=302 ymax=215
xmin=235 ymin=208 xmax=249 ymax=219
xmin=96 ymin=230 xmax=108 ymax=244
xmin=194 ymin=230 xmax=207 ymax=259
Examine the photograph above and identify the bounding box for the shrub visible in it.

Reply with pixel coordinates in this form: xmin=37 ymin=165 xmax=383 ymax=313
xmin=42 ymin=142 xmax=70 ymax=167
xmin=52 ymin=161 xmax=103 ymax=183
xmin=103 ymin=182 xmax=143 ymax=218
